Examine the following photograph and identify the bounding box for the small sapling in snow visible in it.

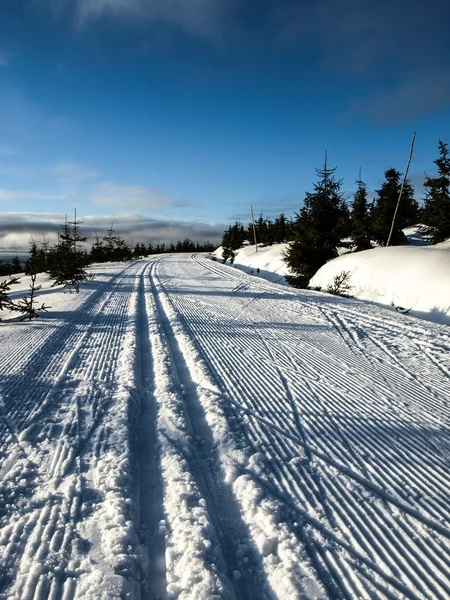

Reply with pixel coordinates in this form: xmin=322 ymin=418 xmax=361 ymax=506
xmin=12 ymin=274 xmax=50 ymax=320
xmin=326 ymin=270 xmax=353 ymax=297
xmin=0 ymin=277 xmax=21 ymax=314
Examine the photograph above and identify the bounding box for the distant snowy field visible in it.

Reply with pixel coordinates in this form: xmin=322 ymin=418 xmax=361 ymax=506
xmin=213 ymin=227 xmax=450 ymax=325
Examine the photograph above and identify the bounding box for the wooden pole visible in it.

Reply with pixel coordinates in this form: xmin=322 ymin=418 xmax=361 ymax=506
xmin=386 ymin=132 xmax=416 ymax=247
xmin=251 ymin=204 xmax=258 ymax=252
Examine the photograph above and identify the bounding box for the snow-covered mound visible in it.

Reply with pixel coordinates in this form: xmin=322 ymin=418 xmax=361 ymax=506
xmin=212 ymin=243 xmax=293 ymax=284
xmin=310 ymin=245 xmax=450 ymax=325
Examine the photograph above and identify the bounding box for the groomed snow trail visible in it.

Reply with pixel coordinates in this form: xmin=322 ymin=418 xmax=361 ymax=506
xmin=153 ymin=254 xmax=450 ymax=600
xmin=0 ymin=254 xmax=449 ymax=599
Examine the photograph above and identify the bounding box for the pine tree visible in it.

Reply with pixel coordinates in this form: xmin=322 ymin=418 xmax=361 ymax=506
xmin=273 ymin=213 xmax=289 ymax=243
xmin=284 ymin=159 xmax=350 ymax=287
xmin=222 ymin=222 xmax=246 ymax=251
xmin=422 ymin=140 xmax=450 ymax=243
xmin=70 ymin=209 xmax=88 ymax=253
xmin=12 ymin=273 xmax=50 ymax=320
xmin=0 ymin=277 xmax=20 ymax=313
xmin=371 ymin=168 xmax=418 ymax=246
xmin=350 ymin=177 xmax=372 ymax=251
xmin=47 ymin=211 xmax=90 ymax=292
xmin=10 ymin=256 xmax=22 ymax=274
xmin=25 ymin=239 xmax=47 ymax=276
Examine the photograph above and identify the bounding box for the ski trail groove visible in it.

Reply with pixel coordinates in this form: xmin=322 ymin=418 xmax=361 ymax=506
xmin=136 ymin=265 xmax=166 ymax=599
xmin=148 ymin=260 xmax=268 ymax=600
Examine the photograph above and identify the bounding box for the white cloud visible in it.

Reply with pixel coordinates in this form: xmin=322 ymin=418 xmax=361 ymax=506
xmin=85 ymin=181 xmax=190 ymax=212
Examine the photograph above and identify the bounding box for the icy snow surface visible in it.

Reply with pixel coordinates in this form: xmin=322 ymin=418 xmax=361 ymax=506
xmin=1 ymin=255 xmax=450 ymax=599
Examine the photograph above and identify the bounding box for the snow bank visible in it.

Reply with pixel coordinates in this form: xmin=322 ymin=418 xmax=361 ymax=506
xmin=212 ymin=243 xmax=293 ymax=285
xmin=213 ymin=228 xmax=450 ymax=326
xmin=310 ymin=245 xmax=450 ymax=325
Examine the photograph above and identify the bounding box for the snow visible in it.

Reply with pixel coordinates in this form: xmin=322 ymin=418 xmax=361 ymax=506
xmin=310 ymin=244 xmax=450 ymax=325
xmin=1 ymin=254 xmax=450 ymax=599
xmin=212 ymin=243 xmax=293 ymax=285
xmin=213 ymin=227 xmax=450 ymax=326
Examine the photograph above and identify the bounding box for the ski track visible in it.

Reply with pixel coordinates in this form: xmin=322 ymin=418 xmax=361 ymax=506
xmin=0 ymin=262 xmax=146 ymax=599
xmin=155 ymin=253 xmax=450 ymax=600
xmin=0 ymin=253 xmax=449 ymax=599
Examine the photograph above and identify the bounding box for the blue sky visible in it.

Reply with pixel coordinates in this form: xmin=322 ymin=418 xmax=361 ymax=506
xmin=1 ymin=0 xmax=450 ymax=251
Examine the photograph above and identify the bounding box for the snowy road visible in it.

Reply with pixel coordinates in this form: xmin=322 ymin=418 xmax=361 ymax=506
xmin=1 ymin=255 xmax=450 ymax=599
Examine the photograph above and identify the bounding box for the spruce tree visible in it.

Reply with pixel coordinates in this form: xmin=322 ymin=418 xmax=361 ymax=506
xmin=273 ymin=213 xmax=289 ymax=243
xmin=284 ymin=160 xmax=350 ymax=288
xmin=47 ymin=212 xmax=90 ymax=292
xmin=350 ymin=177 xmax=372 ymax=251
xmin=10 ymin=256 xmax=22 ymax=274
xmin=422 ymin=140 xmax=450 ymax=243
xmin=371 ymin=168 xmax=418 ymax=246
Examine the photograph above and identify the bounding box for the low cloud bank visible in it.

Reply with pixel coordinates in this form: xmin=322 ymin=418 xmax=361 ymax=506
xmin=0 ymin=211 xmax=225 ymax=257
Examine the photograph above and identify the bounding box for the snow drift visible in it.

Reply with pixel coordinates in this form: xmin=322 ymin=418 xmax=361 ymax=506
xmin=310 ymin=245 xmax=450 ymax=325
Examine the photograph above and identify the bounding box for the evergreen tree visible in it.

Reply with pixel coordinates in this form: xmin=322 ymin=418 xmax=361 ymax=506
xmin=371 ymin=168 xmax=418 ymax=246
xmin=255 ymin=214 xmax=270 ymax=245
xmin=25 ymin=239 xmax=48 ymax=275
xmin=350 ymin=177 xmax=372 ymax=251
xmin=422 ymin=140 xmax=450 ymax=243
xmin=0 ymin=277 xmax=20 ymax=313
xmin=272 ymin=213 xmax=289 ymax=243
xmin=12 ymin=273 xmax=50 ymax=320
xmin=90 ymin=232 xmax=106 ymax=262
xmin=10 ymin=256 xmax=22 ymax=274
xmin=284 ymin=160 xmax=350 ymax=288
xmin=222 ymin=222 xmax=246 ymax=250
xmin=0 ymin=261 xmax=11 ymax=277
xmin=47 ymin=212 xmax=90 ymax=292
xmin=222 ymin=246 xmax=236 ymax=264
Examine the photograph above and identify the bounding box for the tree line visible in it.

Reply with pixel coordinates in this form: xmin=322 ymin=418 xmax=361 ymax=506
xmin=221 ymin=139 xmax=450 ymax=288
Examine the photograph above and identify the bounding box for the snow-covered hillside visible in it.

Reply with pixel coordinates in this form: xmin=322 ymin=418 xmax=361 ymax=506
xmin=1 ymin=255 xmax=450 ymax=599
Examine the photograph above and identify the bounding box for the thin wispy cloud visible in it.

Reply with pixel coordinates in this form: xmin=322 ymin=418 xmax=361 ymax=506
xmin=44 ymin=0 xmax=233 ymax=38
xmin=53 ymin=161 xmax=102 ymax=197
xmin=53 ymin=161 xmax=101 ymax=181
xmin=346 ymin=67 xmax=450 ymax=125
xmin=85 ymin=181 xmax=191 ymax=212
xmin=39 ymin=0 xmax=450 ymax=123
xmin=0 ymin=189 xmax=67 ymax=202
xmin=0 ymin=52 xmax=10 ymax=67
xmin=0 ymin=145 xmax=15 ymax=156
